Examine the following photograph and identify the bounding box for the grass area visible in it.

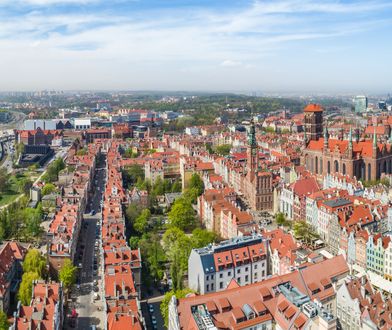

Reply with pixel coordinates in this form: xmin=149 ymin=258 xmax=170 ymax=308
xmin=0 ymin=173 xmax=26 ymax=207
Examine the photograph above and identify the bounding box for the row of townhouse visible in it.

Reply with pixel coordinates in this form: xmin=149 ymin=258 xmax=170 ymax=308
xmin=101 ymin=140 xmax=144 ymax=330
xmin=48 ymin=143 xmax=100 ymax=276
xmin=197 ymin=188 xmax=257 ymax=239
xmin=336 ymin=275 xmax=392 ymax=329
xmin=170 ymin=256 xmax=349 ymax=330
xmin=10 ymin=281 xmax=64 ymax=330
xmin=0 ymin=241 xmax=28 ymax=313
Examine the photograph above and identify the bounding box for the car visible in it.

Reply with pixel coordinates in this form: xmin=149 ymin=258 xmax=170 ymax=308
xmin=93 ymin=264 xmax=98 ymax=270
xmin=93 ymin=269 xmax=97 ymax=276
xmin=93 ymin=280 xmax=98 ymax=286
xmin=78 ymin=263 xmax=82 ymax=268
xmin=93 ymin=285 xmax=99 ymax=292
xmin=151 ymin=316 xmax=157 ymax=326
xmin=149 ymin=304 xmax=154 ymax=313
xmin=90 ymin=210 xmax=96 ymax=216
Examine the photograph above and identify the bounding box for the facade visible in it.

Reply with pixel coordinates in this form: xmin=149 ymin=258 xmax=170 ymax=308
xmin=188 ymin=235 xmax=267 ymax=295
xmin=171 ymin=256 xmax=349 ymax=330
xmin=10 ymin=281 xmax=64 ymax=330
xmin=354 ymin=95 xmax=368 ymax=113
xmin=303 ymin=104 xmax=392 ymax=181
xmin=85 ymin=128 xmax=111 ymax=143
xmin=242 ymin=120 xmax=273 ymax=211
xmin=0 ymin=241 xmax=27 ymax=313
xmin=366 ymin=234 xmax=390 ymax=275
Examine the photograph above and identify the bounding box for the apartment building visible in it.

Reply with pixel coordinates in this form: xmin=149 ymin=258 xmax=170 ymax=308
xmin=188 ymin=235 xmax=268 ymax=295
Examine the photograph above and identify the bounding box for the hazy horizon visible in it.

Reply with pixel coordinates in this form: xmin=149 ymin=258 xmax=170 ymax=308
xmin=0 ymin=0 xmax=392 ymax=93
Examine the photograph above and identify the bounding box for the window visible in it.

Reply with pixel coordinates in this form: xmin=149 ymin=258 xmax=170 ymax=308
xmin=220 ymin=273 xmax=223 ymax=279
xmin=211 ymin=275 xmax=214 ymax=280
xmin=220 ymin=282 xmax=223 ymax=289
xmin=228 ymin=271 xmax=231 ymax=276
xmin=254 ymin=264 xmax=258 ymax=269
xmin=206 ymin=284 xmax=209 ymax=291
xmin=245 ymin=267 xmax=249 ymax=272
xmin=206 ymin=276 xmax=209 ymax=281
xmin=262 ymin=270 xmax=265 ymax=277
xmin=237 ymin=269 xmax=241 ymax=274
xmin=211 ymin=283 xmax=214 ymax=291
xmin=237 ymin=277 xmax=241 ymax=283
xmin=245 ymin=275 xmax=249 ymax=282
xmin=254 ymin=273 xmax=258 ymax=279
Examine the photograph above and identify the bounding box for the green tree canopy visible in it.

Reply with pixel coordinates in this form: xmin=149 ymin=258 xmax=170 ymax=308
xmin=133 ymin=209 xmax=151 ymax=234
xmin=160 ymin=289 xmax=194 ymax=327
xmin=41 ymin=183 xmax=56 ymax=196
xmin=0 ymin=310 xmax=9 ymax=330
xmin=214 ymin=144 xmax=232 ymax=156
xmin=0 ymin=168 xmax=9 ymax=193
xmin=189 ymin=173 xmax=204 ymax=196
xmin=122 ymin=164 xmax=145 ymax=188
xmin=23 ymin=249 xmax=47 ymax=278
xmin=59 ymin=259 xmax=77 ymax=290
xmin=191 ymin=228 xmax=217 ymax=248
xmin=168 ymin=197 xmax=195 ymax=230
xmin=18 ymin=271 xmax=40 ymax=305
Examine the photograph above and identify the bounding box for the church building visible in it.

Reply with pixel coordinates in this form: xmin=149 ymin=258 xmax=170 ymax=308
xmin=303 ymin=104 xmax=392 ymax=181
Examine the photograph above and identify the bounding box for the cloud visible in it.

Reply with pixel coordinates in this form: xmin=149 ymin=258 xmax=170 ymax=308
xmin=220 ymin=60 xmax=243 ymax=67
xmin=0 ymin=0 xmax=391 ymax=90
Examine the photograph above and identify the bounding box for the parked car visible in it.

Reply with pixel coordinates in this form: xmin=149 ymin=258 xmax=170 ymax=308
xmin=149 ymin=304 xmax=154 ymax=313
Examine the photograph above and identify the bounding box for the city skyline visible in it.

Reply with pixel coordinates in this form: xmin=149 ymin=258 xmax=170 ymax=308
xmin=0 ymin=0 xmax=392 ymax=92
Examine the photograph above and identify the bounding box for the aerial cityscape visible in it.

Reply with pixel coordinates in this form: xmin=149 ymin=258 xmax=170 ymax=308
xmin=1 ymin=1 xmax=392 ymax=330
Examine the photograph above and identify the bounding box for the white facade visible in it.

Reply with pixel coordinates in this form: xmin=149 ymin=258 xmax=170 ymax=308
xmin=73 ymin=118 xmax=91 ymax=130
xmin=280 ymin=186 xmax=293 ymax=219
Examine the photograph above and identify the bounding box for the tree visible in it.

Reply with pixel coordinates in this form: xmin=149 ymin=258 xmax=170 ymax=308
xmin=162 ymin=227 xmax=186 ymax=253
xmin=214 ymin=144 xmax=231 ymax=156
xmin=171 ymin=180 xmax=182 ymax=193
xmin=293 ymin=221 xmax=319 ymax=245
xmin=160 ymin=289 xmax=194 ymax=327
xmin=168 ymin=198 xmax=195 ymax=230
xmin=23 ymin=206 xmax=43 ymax=238
xmin=125 ymin=203 xmax=142 ymax=224
xmin=41 ymin=183 xmax=56 ymax=196
xmin=191 ymin=228 xmax=217 ymax=248
xmin=17 ymin=178 xmax=33 ymax=195
xmin=0 ymin=310 xmax=9 ymax=330
xmin=0 ymin=168 xmax=9 ymax=193
xmin=43 ymin=158 xmax=65 ymax=182
xmin=133 ymin=209 xmax=151 ymax=234
xmin=129 ymin=236 xmax=140 ymax=249
xmin=59 ymin=259 xmax=77 ymax=290
xmin=189 ymin=173 xmax=204 ymax=197
xmin=139 ymin=233 xmax=166 ymax=283
xmin=23 ymin=249 xmax=47 ymax=278
xmin=275 ymin=212 xmax=288 ymax=226
xmin=18 ymin=271 xmax=40 ymax=305
xmin=123 ymin=165 xmax=144 ymax=187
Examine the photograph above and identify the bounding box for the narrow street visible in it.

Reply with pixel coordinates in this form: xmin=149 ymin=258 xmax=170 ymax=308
xmin=66 ymin=155 xmax=106 ymax=329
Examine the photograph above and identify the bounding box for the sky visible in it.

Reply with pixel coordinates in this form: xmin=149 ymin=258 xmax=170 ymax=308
xmin=0 ymin=0 xmax=392 ymax=93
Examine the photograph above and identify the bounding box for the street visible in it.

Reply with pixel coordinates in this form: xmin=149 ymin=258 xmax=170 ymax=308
xmin=66 ymin=156 xmax=106 ymax=330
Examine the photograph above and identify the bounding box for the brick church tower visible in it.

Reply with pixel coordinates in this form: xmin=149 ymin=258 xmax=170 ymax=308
xmin=247 ymin=118 xmax=258 ymax=181
xmin=304 ymin=103 xmax=324 ymax=141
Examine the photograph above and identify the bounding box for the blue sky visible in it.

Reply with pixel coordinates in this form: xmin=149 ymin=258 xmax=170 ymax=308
xmin=0 ymin=0 xmax=391 ymax=92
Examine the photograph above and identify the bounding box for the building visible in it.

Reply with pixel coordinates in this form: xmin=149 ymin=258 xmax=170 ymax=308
xmin=73 ymin=118 xmax=91 ymax=130
xmin=242 ymin=119 xmax=273 ymax=211
xmin=0 ymin=241 xmax=27 ymax=313
xmin=336 ymin=275 xmax=389 ymax=329
xmin=171 ymin=256 xmax=349 ymax=330
xmin=85 ymin=128 xmax=111 ymax=143
xmin=304 ymin=104 xmax=392 ymax=181
xmin=0 ymin=111 xmax=10 ymax=122
xmin=188 ymin=235 xmax=267 ymax=295
xmin=354 ymin=95 xmax=368 ymax=113
xmin=10 ymin=281 xmax=64 ymax=330
xmin=304 ymin=103 xmax=324 ymax=141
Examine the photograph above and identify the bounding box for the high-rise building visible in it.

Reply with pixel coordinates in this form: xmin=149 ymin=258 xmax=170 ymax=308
xmin=354 ymin=95 xmax=368 ymax=113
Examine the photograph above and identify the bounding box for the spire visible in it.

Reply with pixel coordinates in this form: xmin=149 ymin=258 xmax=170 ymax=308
xmin=373 ymin=128 xmax=377 ymax=147
xmin=389 ymin=128 xmax=392 ymax=144
xmin=323 ymin=125 xmax=329 ymax=153
xmin=349 ymin=126 xmax=353 ymax=149
xmin=248 ymin=117 xmax=257 ymax=147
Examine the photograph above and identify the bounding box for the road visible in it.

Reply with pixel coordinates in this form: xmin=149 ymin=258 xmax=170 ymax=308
xmin=67 ymin=156 xmax=106 ymax=330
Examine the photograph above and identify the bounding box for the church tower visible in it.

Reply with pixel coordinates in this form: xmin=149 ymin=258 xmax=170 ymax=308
xmin=304 ymin=104 xmax=324 ymax=141
xmin=247 ymin=118 xmax=258 ymax=180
